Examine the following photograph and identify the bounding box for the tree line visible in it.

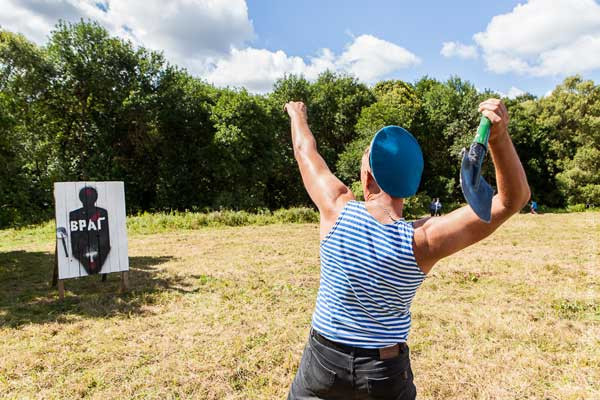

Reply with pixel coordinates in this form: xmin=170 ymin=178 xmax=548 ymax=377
xmin=1 ymin=21 xmax=598 ymax=228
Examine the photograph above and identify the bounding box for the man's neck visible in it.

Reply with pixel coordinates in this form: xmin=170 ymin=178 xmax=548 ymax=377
xmin=365 ymin=192 xmax=404 ymax=218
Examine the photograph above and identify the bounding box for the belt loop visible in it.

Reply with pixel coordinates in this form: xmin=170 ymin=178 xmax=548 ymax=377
xmin=378 ymin=345 xmax=400 ymax=360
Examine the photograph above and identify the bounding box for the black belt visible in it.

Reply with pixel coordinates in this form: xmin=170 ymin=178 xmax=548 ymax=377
xmin=311 ymin=329 xmax=408 ymax=360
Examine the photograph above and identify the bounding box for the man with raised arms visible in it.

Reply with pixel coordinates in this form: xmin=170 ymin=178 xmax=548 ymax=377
xmin=284 ymin=98 xmax=530 ymax=400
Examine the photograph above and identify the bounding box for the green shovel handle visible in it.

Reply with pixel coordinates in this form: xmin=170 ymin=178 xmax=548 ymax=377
xmin=473 ymin=116 xmax=491 ymax=148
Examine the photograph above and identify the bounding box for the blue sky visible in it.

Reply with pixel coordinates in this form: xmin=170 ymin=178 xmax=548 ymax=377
xmin=2 ymin=0 xmax=600 ymax=96
xmin=246 ymin=0 xmax=600 ymax=96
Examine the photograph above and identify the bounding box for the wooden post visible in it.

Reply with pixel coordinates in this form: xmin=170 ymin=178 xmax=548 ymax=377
xmin=54 ymin=235 xmax=64 ymax=300
xmin=52 ymin=243 xmax=59 ymax=287
xmin=120 ymin=271 xmax=129 ymax=293
xmin=58 ymin=280 xmax=65 ymax=300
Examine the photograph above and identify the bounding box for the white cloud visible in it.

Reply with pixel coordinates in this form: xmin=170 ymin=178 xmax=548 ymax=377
xmin=0 ymin=0 xmax=87 ymax=43
xmin=495 ymin=86 xmax=526 ymax=99
xmin=507 ymin=86 xmax=526 ymax=99
xmin=336 ymin=34 xmax=421 ymax=81
xmin=206 ymin=34 xmax=421 ymax=92
xmin=0 ymin=1 xmax=420 ymax=92
xmin=0 ymin=0 xmax=255 ymax=70
xmin=473 ymin=0 xmax=600 ymax=76
xmin=105 ymin=0 xmax=254 ymax=58
xmin=440 ymin=41 xmax=478 ymax=59
xmin=205 ymin=48 xmax=313 ymax=93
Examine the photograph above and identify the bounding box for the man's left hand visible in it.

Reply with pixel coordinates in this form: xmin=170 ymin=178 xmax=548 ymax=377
xmin=478 ymin=98 xmax=509 ymax=145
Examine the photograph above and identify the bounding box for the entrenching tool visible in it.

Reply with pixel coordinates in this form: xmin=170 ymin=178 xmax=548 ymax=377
xmin=460 ymin=116 xmax=494 ymax=223
xmin=56 ymin=227 xmax=69 ymax=257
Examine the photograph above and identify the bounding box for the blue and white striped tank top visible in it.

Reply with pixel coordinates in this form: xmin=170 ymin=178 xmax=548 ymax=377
xmin=311 ymin=200 xmax=426 ymax=348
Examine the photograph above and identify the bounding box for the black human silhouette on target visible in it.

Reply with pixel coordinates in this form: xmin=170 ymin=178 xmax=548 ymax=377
xmin=69 ymin=186 xmax=111 ymax=274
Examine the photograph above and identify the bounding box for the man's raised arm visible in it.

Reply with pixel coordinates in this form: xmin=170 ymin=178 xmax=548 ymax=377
xmin=413 ymin=98 xmax=531 ymax=273
xmin=284 ymin=101 xmax=354 ymax=237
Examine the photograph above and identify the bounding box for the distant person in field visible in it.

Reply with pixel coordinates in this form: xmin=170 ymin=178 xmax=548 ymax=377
xmin=530 ymin=200 xmax=538 ymax=214
xmin=284 ymin=98 xmax=530 ymax=400
xmin=429 ymin=199 xmax=436 ymax=216
xmin=434 ymin=198 xmax=442 ymax=216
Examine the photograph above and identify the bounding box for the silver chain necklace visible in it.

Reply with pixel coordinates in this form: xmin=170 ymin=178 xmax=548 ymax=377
xmin=380 ymin=205 xmax=399 ymax=222
xmin=366 ymin=198 xmax=401 ymax=222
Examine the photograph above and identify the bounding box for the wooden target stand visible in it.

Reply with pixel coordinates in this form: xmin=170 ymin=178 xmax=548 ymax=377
xmin=51 ymin=243 xmax=129 ymax=300
xmin=52 ymin=181 xmax=130 ymax=300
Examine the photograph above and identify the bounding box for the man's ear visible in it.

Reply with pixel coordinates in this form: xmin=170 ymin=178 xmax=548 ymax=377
xmin=365 ymin=170 xmax=381 ymax=197
xmin=361 ymin=169 xmax=378 ymax=200
xmin=361 ymin=168 xmax=371 ymax=199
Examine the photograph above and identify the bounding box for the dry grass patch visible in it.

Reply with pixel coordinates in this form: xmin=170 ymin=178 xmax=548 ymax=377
xmin=0 ymin=212 xmax=598 ymax=399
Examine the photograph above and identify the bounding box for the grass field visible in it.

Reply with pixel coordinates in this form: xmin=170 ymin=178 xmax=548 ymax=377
xmin=0 ymin=212 xmax=599 ymax=399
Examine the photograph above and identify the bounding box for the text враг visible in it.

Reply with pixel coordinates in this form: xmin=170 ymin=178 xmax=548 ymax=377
xmin=70 ymin=217 xmax=106 ymax=231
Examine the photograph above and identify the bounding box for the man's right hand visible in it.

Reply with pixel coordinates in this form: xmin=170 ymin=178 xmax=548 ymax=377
xmin=284 ymin=100 xmax=354 ymax=240
xmin=284 ymin=101 xmax=308 ymax=121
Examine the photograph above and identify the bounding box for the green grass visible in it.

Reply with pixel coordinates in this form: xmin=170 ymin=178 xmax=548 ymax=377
xmin=126 ymin=207 xmax=319 ymax=234
xmin=0 ymin=207 xmax=319 ymax=244
xmin=0 ymin=211 xmax=598 ymax=399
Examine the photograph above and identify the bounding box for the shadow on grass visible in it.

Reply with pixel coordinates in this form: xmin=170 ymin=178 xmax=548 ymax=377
xmin=0 ymin=250 xmax=194 ymax=327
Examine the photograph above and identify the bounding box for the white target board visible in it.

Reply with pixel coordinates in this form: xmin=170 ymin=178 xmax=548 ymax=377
xmin=54 ymin=182 xmax=129 ymax=280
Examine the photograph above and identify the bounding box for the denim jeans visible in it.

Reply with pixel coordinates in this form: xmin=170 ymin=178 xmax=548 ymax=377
xmin=287 ymin=330 xmax=417 ymax=400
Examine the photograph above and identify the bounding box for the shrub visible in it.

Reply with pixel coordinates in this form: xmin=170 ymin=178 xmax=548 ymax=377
xmin=565 ymin=204 xmax=586 ymax=213
xmin=126 ymin=208 xmax=319 ymax=234
xmin=403 ymin=193 xmax=432 ymax=220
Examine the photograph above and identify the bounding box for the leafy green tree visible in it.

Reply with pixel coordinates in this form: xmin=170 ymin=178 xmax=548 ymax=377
xmin=308 ymin=71 xmax=375 ymax=169
xmin=336 ymin=80 xmax=420 ymax=185
xmin=2 ymin=20 xmax=600 ymax=228
xmin=266 ymin=72 xmax=374 ymax=207
xmin=413 ymin=77 xmax=491 ymax=203
xmin=0 ymin=30 xmax=55 ymax=226
xmin=45 ymin=20 xmax=166 ymax=210
xmin=537 ymin=76 xmax=600 ymax=206
xmin=265 ymin=75 xmax=313 ymax=207
xmin=557 ymin=146 xmax=600 ymax=205
xmin=503 ymin=96 xmax=562 ymax=206
xmin=154 ymin=67 xmax=216 ymax=210
xmin=0 ymin=90 xmax=28 ymax=226
xmin=209 ymin=88 xmax=274 ymax=209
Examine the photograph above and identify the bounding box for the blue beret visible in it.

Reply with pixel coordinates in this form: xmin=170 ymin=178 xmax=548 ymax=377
xmin=369 ymin=126 xmax=424 ymax=198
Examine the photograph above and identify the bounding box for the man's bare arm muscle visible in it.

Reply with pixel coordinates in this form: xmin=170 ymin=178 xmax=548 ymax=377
xmin=284 ymin=101 xmax=355 ymax=239
xmin=413 ymin=99 xmax=531 ymax=274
